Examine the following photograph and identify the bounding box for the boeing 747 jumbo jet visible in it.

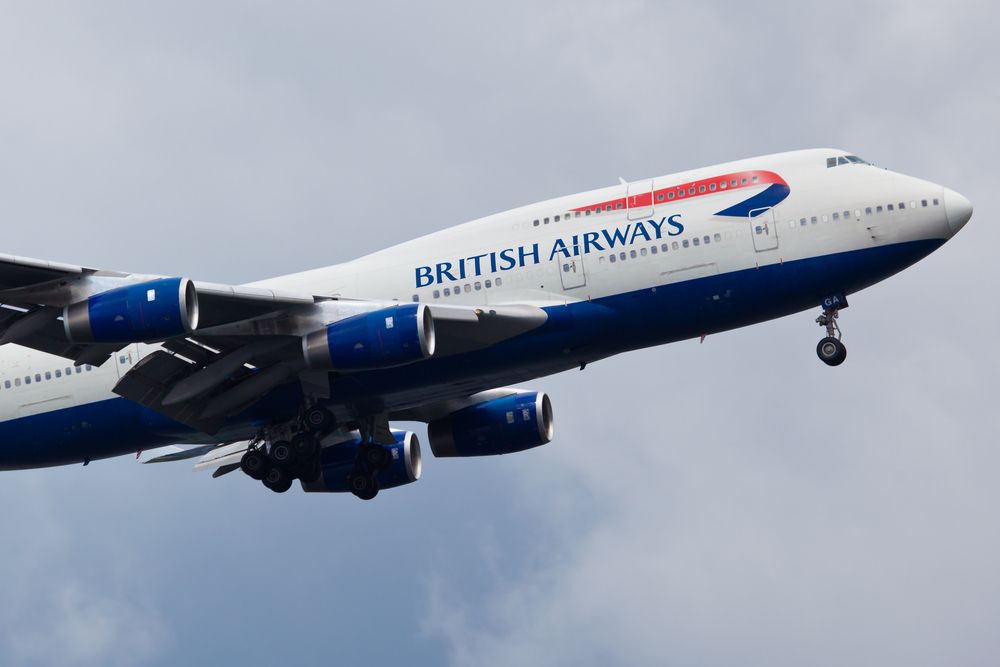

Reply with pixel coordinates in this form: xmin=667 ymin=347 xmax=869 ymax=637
xmin=0 ymin=149 xmax=972 ymax=499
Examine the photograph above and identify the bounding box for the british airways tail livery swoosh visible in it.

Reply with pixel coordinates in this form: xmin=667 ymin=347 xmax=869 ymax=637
xmin=0 ymin=148 xmax=973 ymax=500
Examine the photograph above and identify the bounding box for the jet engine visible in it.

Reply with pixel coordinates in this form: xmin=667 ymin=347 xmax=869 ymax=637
xmin=428 ymin=391 xmax=553 ymax=457
xmin=302 ymin=303 xmax=435 ymax=371
xmin=64 ymin=277 xmax=199 ymax=344
xmin=300 ymin=430 xmax=422 ymax=493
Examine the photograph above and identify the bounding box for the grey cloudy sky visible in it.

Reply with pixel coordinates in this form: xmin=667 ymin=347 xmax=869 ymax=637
xmin=0 ymin=1 xmax=997 ymax=665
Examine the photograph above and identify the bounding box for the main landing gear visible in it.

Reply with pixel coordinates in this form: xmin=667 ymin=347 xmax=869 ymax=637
xmin=239 ymin=404 xmax=335 ymax=494
xmin=346 ymin=416 xmax=394 ymax=501
xmin=815 ymin=295 xmax=848 ymax=367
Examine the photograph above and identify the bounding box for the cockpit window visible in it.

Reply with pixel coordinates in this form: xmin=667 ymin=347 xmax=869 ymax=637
xmin=826 ymin=154 xmax=871 ymax=168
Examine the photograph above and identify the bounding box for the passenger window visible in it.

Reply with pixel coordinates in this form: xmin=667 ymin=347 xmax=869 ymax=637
xmin=411 ymin=295 xmax=419 ymax=302
xmin=464 ymin=285 xmax=471 ymax=293
xmin=714 ymin=233 xmax=721 ymax=242
xmin=575 ymin=211 xmax=581 ymax=218
xmin=640 ymin=247 xmax=647 ymax=256
xmin=433 ymin=290 xmax=440 ymax=299
xmin=709 ymin=183 xmax=717 ymax=191
xmin=563 ymin=264 xmax=570 ymax=272
xmin=921 ymin=199 xmax=928 ymax=207
xmin=3 ymin=381 xmax=8 ymax=389
xmin=661 ymin=243 xmax=669 ymax=252
xmin=833 ymin=212 xmax=840 ymax=220
xmin=693 ymin=238 xmax=700 ymax=246
xmin=667 ymin=192 xmax=675 ymax=200
xmin=630 ymin=250 xmax=637 ymax=258
xmin=751 ymin=175 xmax=759 ymax=183
xmin=610 ymin=254 xmax=617 ymax=263
xmin=650 ymin=245 xmax=658 ymax=254
xmin=543 ymin=217 xmax=549 ymax=224
xmin=605 ymin=205 xmax=612 ymax=211
xmin=533 ymin=220 xmax=539 ymax=226
xmin=800 ymin=218 xmax=807 ymax=226
xmin=720 ymin=181 xmax=727 ymax=189
xmin=933 ymin=198 xmax=940 ymax=205
xmin=554 ymin=215 xmax=560 ymax=222
xmin=443 ymin=288 xmax=450 ymax=296
xmin=672 ymin=241 xmax=679 ymax=250
xmin=25 ymin=377 xmax=31 ymax=385
xmin=76 ymin=367 xmax=82 ymax=374
xmin=703 ymin=235 xmax=710 ymax=244
xmin=888 ymin=204 xmax=894 ymax=211
xmin=656 ymin=193 xmax=664 ymax=202
xmin=14 ymin=378 xmax=20 ymax=387
xmin=730 ymin=179 xmax=738 ymax=187
xmin=741 ymin=178 xmax=747 ymax=185
xmin=688 ymin=187 xmax=695 ymax=195
xmin=876 ymin=206 xmax=883 ymax=213
xmin=698 ymin=185 xmax=705 ymax=193
xmin=616 ymin=202 xmax=622 ymax=209
xmin=682 ymin=239 xmax=690 ymax=248
xmin=843 ymin=210 xmax=850 ymax=219
xmin=619 ymin=252 xmax=626 ymax=260
xmin=811 ymin=216 xmax=817 ymax=224
xmin=485 ymin=279 xmax=492 ymax=288
xmin=45 ymin=371 xmax=51 ymax=380
xmin=495 ymin=277 xmax=502 ymax=286
xmin=585 ymin=209 xmax=591 ymax=216
xmin=898 ymin=202 xmax=905 ymax=209
xmin=865 ymin=207 xmax=873 ymax=214
xmin=35 ymin=374 xmax=40 ymax=382
xmin=474 ymin=282 xmax=482 ymax=290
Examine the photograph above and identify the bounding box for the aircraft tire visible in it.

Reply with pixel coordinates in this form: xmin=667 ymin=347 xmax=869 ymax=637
xmin=303 ymin=406 xmax=335 ymax=434
xmin=263 ymin=466 xmax=293 ymax=493
xmin=240 ymin=449 xmax=269 ymax=480
xmin=270 ymin=440 xmax=295 ymax=466
xmin=361 ymin=443 xmax=391 ymax=471
xmin=817 ymin=337 xmax=847 ymax=366
xmin=348 ymin=470 xmax=379 ymax=500
xmin=291 ymin=432 xmax=320 ymax=461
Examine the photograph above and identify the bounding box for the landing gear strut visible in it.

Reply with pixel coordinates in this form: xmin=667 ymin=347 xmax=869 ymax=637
xmin=815 ymin=298 xmax=848 ymax=367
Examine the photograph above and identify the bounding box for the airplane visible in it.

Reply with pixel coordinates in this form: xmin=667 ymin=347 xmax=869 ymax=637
xmin=0 ymin=148 xmax=972 ymax=499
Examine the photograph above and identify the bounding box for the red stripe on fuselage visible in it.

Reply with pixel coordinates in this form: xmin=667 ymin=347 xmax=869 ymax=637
xmin=570 ymin=170 xmax=787 ymax=215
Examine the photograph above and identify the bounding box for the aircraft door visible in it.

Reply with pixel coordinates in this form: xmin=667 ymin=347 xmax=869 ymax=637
xmin=113 ymin=344 xmax=139 ymax=379
xmin=558 ymin=250 xmax=586 ymax=290
xmin=749 ymin=207 xmax=779 ymax=251
xmin=626 ymin=180 xmax=654 ymax=220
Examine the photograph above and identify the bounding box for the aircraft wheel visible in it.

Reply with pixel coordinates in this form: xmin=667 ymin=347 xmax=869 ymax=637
xmin=348 ymin=470 xmax=379 ymax=500
xmin=270 ymin=440 xmax=295 ymax=466
xmin=360 ymin=443 xmax=391 ymax=471
xmin=263 ymin=466 xmax=293 ymax=493
xmin=291 ymin=433 xmax=320 ymax=461
xmin=817 ymin=337 xmax=847 ymax=366
xmin=240 ymin=449 xmax=269 ymax=480
xmin=303 ymin=406 xmax=335 ymax=433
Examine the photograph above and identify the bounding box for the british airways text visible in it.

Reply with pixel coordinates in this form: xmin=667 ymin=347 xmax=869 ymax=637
xmin=415 ymin=215 xmax=684 ymax=288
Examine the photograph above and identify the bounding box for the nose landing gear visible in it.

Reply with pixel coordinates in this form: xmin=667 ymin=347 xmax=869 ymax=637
xmin=815 ymin=295 xmax=848 ymax=366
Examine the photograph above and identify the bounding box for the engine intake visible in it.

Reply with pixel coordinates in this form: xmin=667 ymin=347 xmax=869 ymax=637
xmin=428 ymin=391 xmax=554 ymax=457
xmin=64 ymin=277 xmax=199 ymax=344
xmin=302 ymin=303 xmax=435 ymax=371
xmin=301 ymin=430 xmax=422 ymax=493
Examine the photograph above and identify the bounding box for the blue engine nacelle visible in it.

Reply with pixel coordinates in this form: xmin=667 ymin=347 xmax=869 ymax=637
xmin=428 ymin=391 xmax=554 ymax=457
xmin=300 ymin=430 xmax=422 ymax=493
xmin=302 ymin=303 xmax=435 ymax=371
xmin=64 ymin=277 xmax=199 ymax=344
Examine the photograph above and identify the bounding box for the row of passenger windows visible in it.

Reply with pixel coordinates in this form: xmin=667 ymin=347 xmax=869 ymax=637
xmin=2 ymin=363 xmax=95 ymax=389
xmin=788 ymin=197 xmax=940 ymax=228
xmin=596 ymin=233 xmax=724 ymax=268
xmin=529 ymin=175 xmax=763 ymax=226
xmin=418 ymin=276 xmax=505 ymax=301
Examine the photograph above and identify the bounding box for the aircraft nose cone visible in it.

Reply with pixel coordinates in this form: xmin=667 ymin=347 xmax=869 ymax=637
xmin=943 ymin=187 xmax=973 ymax=235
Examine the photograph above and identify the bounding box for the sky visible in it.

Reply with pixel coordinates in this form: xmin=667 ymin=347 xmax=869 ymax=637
xmin=0 ymin=1 xmax=997 ymax=665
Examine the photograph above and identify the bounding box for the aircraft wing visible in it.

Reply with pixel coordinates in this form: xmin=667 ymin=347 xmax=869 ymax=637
xmin=0 ymin=253 xmax=548 ymax=434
